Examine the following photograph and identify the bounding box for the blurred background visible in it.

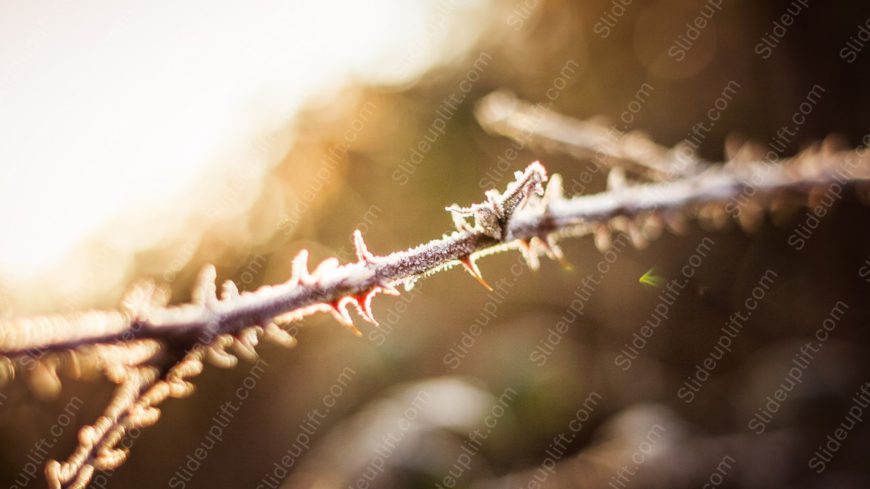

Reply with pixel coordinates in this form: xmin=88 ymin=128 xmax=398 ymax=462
xmin=1 ymin=0 xmax=870 ymax=488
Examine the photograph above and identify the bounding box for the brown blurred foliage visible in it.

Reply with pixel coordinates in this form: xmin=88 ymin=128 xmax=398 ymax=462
xmin=2 ymin=1 xmax=870 ymax=488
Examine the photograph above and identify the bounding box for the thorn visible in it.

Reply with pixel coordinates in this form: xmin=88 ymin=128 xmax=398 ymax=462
xmin=724 ymin=133 xmax=746 ymax=162
xmin=639 ymin=214 xmax=664 ymax=242
xmin=546 ymin=235 xmax=573 ymax=271
xmin=459 ymin=256 xmax=493 ymax=291
xmin=662 ymin=211 xmax=688 ymax=235
xmin=380 ymin=282 xmax=401 ymax=295
xmin=607 ymin=167 xmax=628 ymax=191
xmin=291 ymin=249 xmax=310 ymax=283
xmin=231 ymin=329 xmax=259 ymax=362
xmin=542 ymin=173 xmax=564 ymax=207
xmin=30 ymin=361 xmax=62 ymax=400
xmin=239 ymin=326 xmax=260 ymax=348
xmin=531 ymin=236 xmax=554 ymax=259
xmin=221 ymin=280 xmax=240 ymax=301
xmin=520 ymin=235 xmax=571 ymax=271
xmin=329 ymin=301 xmax=362 ymax=336
xmin=353 ymin=229 xmax=375 ymax=263
xmin=402 ymin=277 xmax=418 ymax=292
xmin=628 ymin=223 xmax=648 ymax=249
xmin=192 ymin=264 xmax=218 ymax=306
xmin=517 ymin=239 xmax=540 ymax=271
xmin=335 ymin=295 xmax=378 ymax=326
xmin=355 ymin=296 xmax=378 ymax=325
xmin=264 ymin=323 xmax=297 ymax=348
xmin=351 ymin=291 xmax=381 ymax=325
xmin=609 ymin=216 xmax=631 ymax=233
xmin=329 ymin=301 xmax=353 ymax=326
xmin=353 ymin=284 xmax=399 ymax=326
xmin=120 ymin=280 xmax=169 ymax=319
xmin=132 ymin=405 xmax=161 ymax=428
xmin=167 ymin=377 xmax=195 ymax=398
xmin=593 ymin=225 xmax=612 ymax=252
xmin=272 ymin=310 xmax=301 ymax=327
xmin=698 ymin=203 xmax=730 ymax=230
xmin=206 ymin=345 xmax=238 ymax=368
xmin=736 ymin=201 xmax=763 ymax=233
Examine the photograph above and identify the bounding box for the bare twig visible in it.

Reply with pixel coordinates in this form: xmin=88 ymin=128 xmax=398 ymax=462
xmin=475 ymin=90 xmax=706 ymax=180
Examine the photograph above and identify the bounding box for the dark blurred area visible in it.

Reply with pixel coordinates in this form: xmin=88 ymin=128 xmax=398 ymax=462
xmin=2 ymin=1 xmax=870 ymax=488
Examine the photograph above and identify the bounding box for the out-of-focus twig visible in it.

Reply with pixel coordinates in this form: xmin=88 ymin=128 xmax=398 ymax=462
xmin=475 ymin=90 xmax=706 ymax=181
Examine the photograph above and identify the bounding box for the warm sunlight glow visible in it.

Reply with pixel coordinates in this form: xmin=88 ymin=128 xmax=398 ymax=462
xmin=0 ymin=0 xmax=491 ymax=283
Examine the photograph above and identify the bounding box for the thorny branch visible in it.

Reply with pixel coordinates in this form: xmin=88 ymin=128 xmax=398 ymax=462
xmin=0 ymin=94 xmax=868 ymax=488
xmin=4 ymin=150 xmax=867 ymax=359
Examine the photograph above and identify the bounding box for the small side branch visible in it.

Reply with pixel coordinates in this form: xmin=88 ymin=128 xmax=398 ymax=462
xmin=475 ymin=90 xmax=706 ymax=180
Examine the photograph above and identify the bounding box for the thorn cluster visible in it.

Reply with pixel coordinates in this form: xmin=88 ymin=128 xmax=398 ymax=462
xmin=446 ymin=161 xmax=548 ymax=240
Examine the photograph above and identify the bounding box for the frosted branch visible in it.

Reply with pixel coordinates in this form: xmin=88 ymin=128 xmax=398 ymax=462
xmin=0 ymin=111 xmax=867 ymax=488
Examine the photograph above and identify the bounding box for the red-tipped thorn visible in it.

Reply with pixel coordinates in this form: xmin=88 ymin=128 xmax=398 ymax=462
xmin=353 ymin=229 xmax=375 ymax=263
xmin=459 ymin=256 xmax=493 ymax=291
xmin=546 ymin=235 xmax=573 ymax=271
xmin=335 ymin=294 xmax=379 ymax=327
xmin=517 ymin=239 xmax=540 ymax=271
xmin=352 ymin=292 xmax=379 ymax=325
xmin=329 ymin=301 xmax=362 ymax=336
